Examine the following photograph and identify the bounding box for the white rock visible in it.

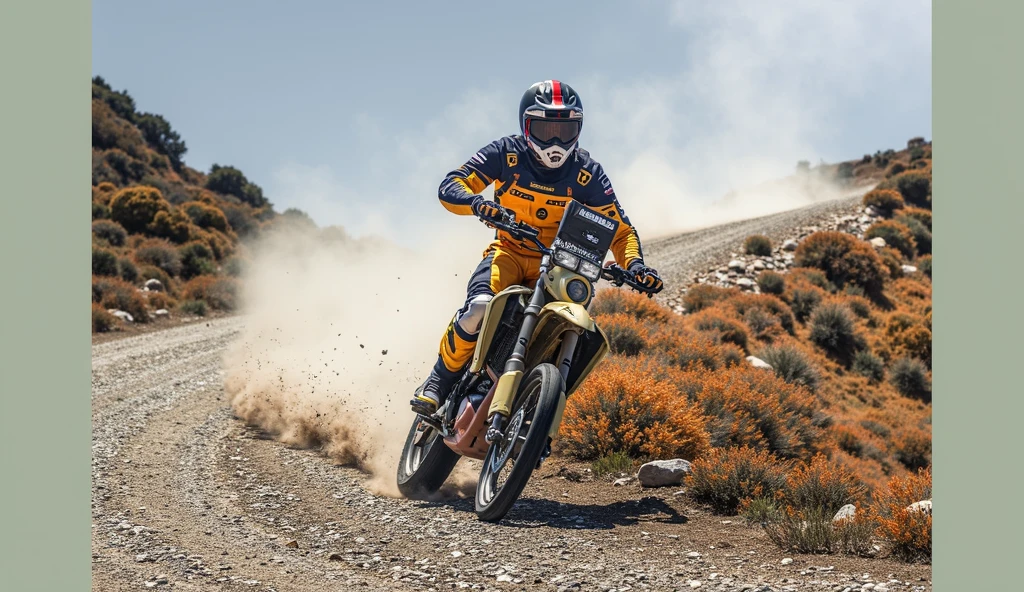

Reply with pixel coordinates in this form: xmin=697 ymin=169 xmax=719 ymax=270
xmin=901 ymin=264 xmax=918 ymax=274
xmin=746 ymin=356 xmax=774 ymax=371
xmin=686 ymin=551 xmax=702 ymax=558
xmin=869 ymin=237 xmax=887 ymax=249
xmin=613 ymin=477 xmax=634 ymax=487
xmin=688 ymin=580 xmax=702 ymax=588
xmin=781 ymin=558 xmax=793 ymax=565
xmin=907 ymin=499 xmax=932 ymax=515
xmin=496 ymin=574 xmax=514 ymax=583
xmin=144 ymin=278 xmax=164 ymax=292
xmin=154 ymin=309 xmax=170 ymax=317
xmin=833 ymin=504 xmax=857 ymax=522
xmin=782 ymin=239 xmax=800 ymax=251
xmin=865 ymin=205 xmax=881 ymax=217
xmin=637 ymin=459 xmax=692 ymax=487
xmin=736 ymin=278 xmax=755 ymax=290
xmin=728 ymin=259 xmax=745 ymax=271
xmin=752 ymin=260 xmax=766 ymax=271
xmin=451 ymin=551 xmax=463 ymax=558
xmin=109 ymin=309 xmax=134 ymax=323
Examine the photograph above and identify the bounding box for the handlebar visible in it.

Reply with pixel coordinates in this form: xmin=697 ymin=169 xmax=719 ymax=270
xmin=478 ymin=212 xmax=662 ymax=297
xmin=600 ymin=263 xmax=662 ymax=297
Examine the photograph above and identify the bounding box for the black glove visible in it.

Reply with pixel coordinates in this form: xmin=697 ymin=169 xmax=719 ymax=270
xmin=628 ymin=260 xmax=664 ymax=293
xmin=471 ymin=196 xmax=511 ymax=223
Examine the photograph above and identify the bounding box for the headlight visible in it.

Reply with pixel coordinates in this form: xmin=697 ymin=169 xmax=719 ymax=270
xmin=553 ymin=249 xmax=579 ymax=270
xmin=566 ymin=279 xmax=589 ymax=303
xmin=578 ymin=260 xmax=601 ymax=281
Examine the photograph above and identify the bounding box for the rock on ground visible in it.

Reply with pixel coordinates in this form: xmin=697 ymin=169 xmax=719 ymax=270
xmin=637 ymin=459 xmax=692 ymax=487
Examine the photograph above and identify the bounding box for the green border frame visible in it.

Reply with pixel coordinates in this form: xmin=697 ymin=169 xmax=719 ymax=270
xmin=934 ymin=0 xmax=1023 ymax=590
xmin=1 ymin=1 xmax=1021 ymax=589
xmin=0 ymin=0 xmax=91 ymax=589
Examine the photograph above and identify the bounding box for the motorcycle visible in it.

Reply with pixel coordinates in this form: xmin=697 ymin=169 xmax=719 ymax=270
xmin=396 ymin=200 xmax=662 ymax=522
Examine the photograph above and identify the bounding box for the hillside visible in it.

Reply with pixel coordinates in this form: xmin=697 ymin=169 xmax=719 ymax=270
xmin=91 ymin=76 xmax=314 ymax=331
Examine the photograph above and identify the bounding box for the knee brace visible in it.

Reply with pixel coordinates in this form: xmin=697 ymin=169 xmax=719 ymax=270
xmin=455 ymin=294 xmax=492 ymax=336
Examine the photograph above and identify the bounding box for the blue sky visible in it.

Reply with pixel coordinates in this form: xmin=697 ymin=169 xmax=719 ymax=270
xmin=93 ymin=0 xmax=931 ymax=241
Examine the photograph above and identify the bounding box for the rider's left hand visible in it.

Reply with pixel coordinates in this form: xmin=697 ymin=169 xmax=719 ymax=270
xmin=628 ymin=260 xmax=664 ymax=293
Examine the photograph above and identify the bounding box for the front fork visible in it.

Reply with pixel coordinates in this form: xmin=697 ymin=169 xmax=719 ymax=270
xmin=485 ymin=257 xmax=579 ymax=444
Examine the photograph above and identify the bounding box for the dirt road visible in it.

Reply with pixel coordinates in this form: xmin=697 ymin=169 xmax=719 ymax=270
xmin=91 ymin=198 xmax=931 ymax=591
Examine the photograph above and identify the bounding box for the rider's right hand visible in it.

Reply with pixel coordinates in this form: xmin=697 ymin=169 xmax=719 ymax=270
xmin=471 ymin=196 xmax=511 ymax=224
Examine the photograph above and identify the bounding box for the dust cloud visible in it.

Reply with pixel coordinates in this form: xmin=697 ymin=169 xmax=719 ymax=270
xmin=223 ymin=220 xmax=482 ymax=497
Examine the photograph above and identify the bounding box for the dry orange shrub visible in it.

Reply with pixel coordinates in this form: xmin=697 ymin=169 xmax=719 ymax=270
xmin=671 ymin=366 xmax=821 ymax=458
xmin=598 ymin=313 xmax=651 ymax=356
xmin=591 ymin=288 xmax=673 ymax=323
xmin=561 ymin=355 xmax=710 ymax=461
xmin=682 ymin=284 xmax=738 ymax=313
xmin=688 ymin=309 xmax=750 ymax=351
xmin=181 ymin=275 xmax=239 ymax=311
xmin=648 ymin=329 xmax=727 ymax=371
xmin=873 ymin=468 xmax=932 ymax=561
xmin=717 ymin=293 xmax=796 ymax=335
xmin=687 ymin=446 xmax=791 ymax=514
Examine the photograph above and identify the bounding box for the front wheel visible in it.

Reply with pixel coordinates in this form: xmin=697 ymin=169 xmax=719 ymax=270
xmin=397 ymin=415 xmax=460 ymax=499
xmin=475 ymin=363 xmax=563 ymax=522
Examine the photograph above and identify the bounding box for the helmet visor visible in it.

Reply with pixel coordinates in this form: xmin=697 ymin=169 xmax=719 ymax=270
xmin=528 ymin=119 xmax=580 ymax=144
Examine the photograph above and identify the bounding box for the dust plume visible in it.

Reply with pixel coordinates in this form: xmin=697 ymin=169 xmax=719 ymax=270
xmin=223 ymin=220 xmax=482 ymax=497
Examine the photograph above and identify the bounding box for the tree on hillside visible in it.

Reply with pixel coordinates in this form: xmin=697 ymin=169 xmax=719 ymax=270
xmin=92 ymin=76 xmax=137 ymax=123
xmin=136 ymin=112 xmax=187 ymax=171
xmin=205 ymin=164 xmax=269 ymax=208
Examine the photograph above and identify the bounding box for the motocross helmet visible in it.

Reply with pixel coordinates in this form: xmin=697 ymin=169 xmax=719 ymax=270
xmin=519 ymin=80 xmax=584 ymax=169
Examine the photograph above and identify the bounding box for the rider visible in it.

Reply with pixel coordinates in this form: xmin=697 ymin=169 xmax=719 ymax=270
xmin=411 ymin=80 xmax=664 ymax=416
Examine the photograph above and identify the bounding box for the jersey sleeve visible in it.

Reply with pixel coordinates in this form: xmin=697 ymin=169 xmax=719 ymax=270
xmin=438 ymin=139 xmax=505 ymax=215
xmin=581 ymin=163 xmax=645 ymax=267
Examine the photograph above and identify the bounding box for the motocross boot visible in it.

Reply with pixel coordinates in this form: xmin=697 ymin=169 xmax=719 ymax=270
xmin=410 ymin=360 xmax=461 ymax=417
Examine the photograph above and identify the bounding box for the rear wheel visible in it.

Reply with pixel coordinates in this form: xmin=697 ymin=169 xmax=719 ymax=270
xmin=475 ymin=363 xmax=563 ymax=522
xmin=396 ymin=415 xmax=460 ymax=499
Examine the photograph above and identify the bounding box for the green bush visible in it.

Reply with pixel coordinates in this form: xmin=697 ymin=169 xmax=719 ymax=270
xmin=809 ymin=302 xmax=861 ymax=359
xmin=918 ymin=255 xmax=932 ymax=278
xmin=183 ymin=201 xmax=229 ymax=232
xmin=222 ymin=204 xmax=259 ymax=237
xmin=688 ymin=447 xmax=791 ymax=515
xmin=178 ymin=241 xmax=216 ymax=280
xmin=179 ymin=299 xmax=208 ymax=317
xmin=224 ymin=257 xmax=245 ymax=277
xmin=117 ymin=258 xmax=138 ymax=283
xmin=744 ymin=235 xmax=772 ymax=256
xmin=92 ymin=201 xmax=111 ymax=220
xmin=135 ymin=112 xmax=187 ymax=170
xmin=741 ymin=497 xmax=782 ymax=526
xmin=865 ymin=221 xmax=917 ymax=259
xmin=763 ymin=507 xmax=875 ymax=555
xmin=852 ymin=350 xmax=886 ymax=383
xmin=92 ymin=219 xmax=127 ymax=246
xmin=591 ymin=451 xmax=634 ymax=478
xmin=134 ymin=238 xmax=182 ymax=277
xmin=889 ymin=357 xmax=931 ymax=399
xmin=896 ymin=215 xmax=931 ymax=255
xmin=148 ymin=208 xmax=193 ymax=243
xmin=900 ymin=207 xmax=932 ymax=231
xmin=109 ymin=186 xmax=170 ymax=234
xmin=757 ymin=344 xmax=820 ymax=392
xmin=788 ymin=287 xmax=823 ymax=323
xmin=92 ymin=247 xmax=118 ymax=276
xmin=794 ymin=232 xmax=886 ymax=294
xmin=757 ymin=271 xmax=785 ymax=295
xmin=886 ymin=161 xmax=907 ymax=177
xmin=862 ymin=189 xmax=904 ymax=216
xmin=893 ymin=170 xmax=931 ymax=208
xmin=205 ymin=164 xmax=269 ymax=208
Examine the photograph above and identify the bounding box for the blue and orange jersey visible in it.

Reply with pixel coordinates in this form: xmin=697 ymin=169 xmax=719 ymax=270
xmin=438 ymin=135 xmax=644 ymax=267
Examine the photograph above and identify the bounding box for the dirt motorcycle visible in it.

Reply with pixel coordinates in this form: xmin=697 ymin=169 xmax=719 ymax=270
xmin=396 ymin=200 xmax=662 ymax=522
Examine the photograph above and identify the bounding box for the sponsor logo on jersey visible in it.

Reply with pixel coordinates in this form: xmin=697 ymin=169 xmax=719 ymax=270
xmin=508 ymin=187 xmax=535 ymax=202
xmin=545 ymin=199 xmax=567 ymax=207
xmin=536 ymin=208 xmax=548 ymax=220
xmin=506 ymin=153 xmax=518 ymax=167
xmin=529 ymin=182 xmax=555 ymax=192
xmin=470 ymin=152 xmax=486 ymax=165
xmin=576 ymin=169 xmax=592 ymax=186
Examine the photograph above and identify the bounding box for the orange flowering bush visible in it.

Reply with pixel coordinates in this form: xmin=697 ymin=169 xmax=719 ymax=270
xmin=92 ymin=276 xmax=148 ymax=322
xmin=687 ymin=446 xmax=791 ymax=514
xmin=873 ymin=468 xmax=932 ymax=561
xmin=690 ymin=310 xmax=749 ymax=351
xmin=109 ymin=186 xmax=171 ymax=234
xmin=561 ymin=355 xmax=710 ymax=461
